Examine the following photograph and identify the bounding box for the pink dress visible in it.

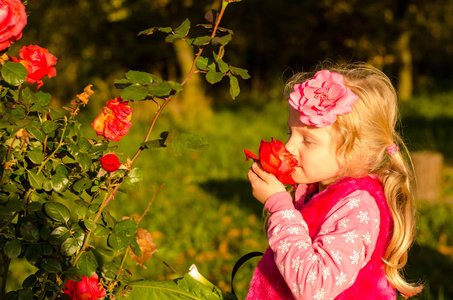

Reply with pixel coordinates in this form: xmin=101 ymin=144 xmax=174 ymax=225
xmin=246 ymin=176 xmax=396 ymax=299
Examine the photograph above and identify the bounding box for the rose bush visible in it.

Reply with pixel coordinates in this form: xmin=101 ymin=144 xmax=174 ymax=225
xmin=244 ymin=138 xmax=298 ymax=187
xmin=0 ymin=0 xmax=247 ymax=299
xmin=9 ymin=44 xmax=57 ymax=88
xmin=288 ymin=70 xmax=358 ymax=127
xmin=63 ymin=274 xmax=106 ymax=300
xmin=0 ymin=0 xmax=27 ymax=51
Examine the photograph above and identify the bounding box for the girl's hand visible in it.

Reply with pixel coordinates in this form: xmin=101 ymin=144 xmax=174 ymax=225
xmin=247 ymin=162 xmax=286 ymax=204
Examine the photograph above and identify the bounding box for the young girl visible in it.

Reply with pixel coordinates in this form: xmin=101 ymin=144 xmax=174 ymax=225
xmin=246 ymin=64 xmax=423 ymax=299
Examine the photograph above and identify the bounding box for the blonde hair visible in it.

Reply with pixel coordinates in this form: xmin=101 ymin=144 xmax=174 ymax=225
xmin=284 ymin=63 xmax=423 ymax=297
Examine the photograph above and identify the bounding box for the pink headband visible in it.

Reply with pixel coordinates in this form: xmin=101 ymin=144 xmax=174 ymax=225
xmin=288 ymin=70 xmax=359 ymax=127
xmin=386 ymin=144 xmax=398 ymax=156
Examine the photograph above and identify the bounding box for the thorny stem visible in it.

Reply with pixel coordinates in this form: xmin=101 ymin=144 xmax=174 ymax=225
xmin=138 ymin=183 xmax=165 ymax=224
xmin=53 ymin=2 xmax=232 ymax=298
xmin=37 ymin=120 xmax=68 ymax=175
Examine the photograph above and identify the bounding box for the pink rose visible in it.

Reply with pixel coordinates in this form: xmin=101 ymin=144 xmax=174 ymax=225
xmin=10 ymin=45 xmax=57 ymax=88
xmin=245 ymin=138 xmax=298 ymax=187
xmin=100 ymin=153 xmax=121 ymax=172
xmin=0 ymin=0 xmax=27 ymax=51
xmin=91 ymin=97 xmax=132 ymax=142
xmin=288 ymin=70 xmax=358 ymax=127
xmin=63 ymin=274 xmax=106 ymax=300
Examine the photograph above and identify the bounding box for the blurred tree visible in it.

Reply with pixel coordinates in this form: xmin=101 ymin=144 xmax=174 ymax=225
xmin=11 ymin=0 xmax=453 ymax=105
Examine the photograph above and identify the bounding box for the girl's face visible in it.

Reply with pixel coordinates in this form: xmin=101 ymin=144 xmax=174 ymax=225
xmin=285 ymin=107 xmax=341 ymax=191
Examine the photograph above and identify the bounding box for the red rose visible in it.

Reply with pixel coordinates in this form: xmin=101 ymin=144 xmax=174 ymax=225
xmin=16 ymin=45 xmax=57 ymax=88
xmin=245 ymin=138 xmax=298 ymax=187
xmin=100 ymin=153 xmax=121 ymax=172
xmin=91 ymin=97 xmax=132 ymax=142
xmin=107 ymin=96 xmax=132 ymax=120
xmin=0 ymin=0 xmax=27 ymax=51
xmin=63 ymin=274 xmax=106 ymax=300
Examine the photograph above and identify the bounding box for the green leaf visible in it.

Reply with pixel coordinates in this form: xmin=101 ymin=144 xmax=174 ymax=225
xmin=230 ymin=66 xmax=250 ymax=79
xmin=41 ymin=259 xmax=62 ymax=273
xmin=196 ymin=56 xmax=216 ymax=72
xmin=49 ymin=226 xmax=70 ymax=245
xmin=193 ymin=35 xmax=211 ymax=46
xmin=121 ymin=84 xmax=149 ymax=101
xmin=93 ymin=225 xmax=110 ymax=238
xmin=228 ymin=73 xmax=240 ymax=100
xmin=213 ymin=48 xmax=225 ymax=62
xmin=22 ymin=88 xmax=37 ymax=104
xmin=36 ymin=91 xmax=52 ymax=106
xmin=61 ymin=236 xmax=83 ymax=256
xmin=90 ymin=142 xmax=109 ymax=154
xmin=165 ymin=129 xmax=187 ymax=157
xmin=78 ymin=251 xmax=97 ymax=277
xmin=114 ymin=78 xmax=132 ymax=89
xmin=125 ymin=168 xmax=143 ymax=186
xmin=138 ymin=26 xmax=172 ymax=36
xmin=148 ymin=81 xmax=172 ymax=97
xmin=73 ymin=178 xmax=92 ymax=193
xmin=51 ymin=173 xmax=70 ymax=193
xmin=140 ymin=139 xmax=166 ymax=150
xmin=27 ymin=169 xmax=45 ymax=189
xmin=28 ymin=148 xmax=43 ymax=164
xmin=165 ymin=18 xmax=190 ymax=42
xmin=114 ymin=218 xmax=137 ymax=236
xmin=76 ymin=153 xmax=92 ymax=171
xmin=44 ymin=202 xmax=71 ymax=223
xmin=84 ymin=219 xmax=97 ymax=232
xmin=20 ymin=222 xmax=40 ymax=243
xmin=117 ymin=269 xmax=224 ymax=300
xmin=4 ymin=239 xmax=22 ymax=258
xmin=42 ymin=121 xmax=58 ymax=134
xmin=181 ymin=133 xmax=209 ymax=151
xmin=217 ymin=59 xmax=229 ymax=74
xmin=26 ymin=124 xmax=45 ymax=142
xmin=1 ymin=62 xmax=27 ymax=86
xmin=211 ymin=33 xmax=232 ymax=46
xmin=206 ymin=70 xmax=224 ymax=84
xmin=126 ymin=70 xmax=154 ymax=85
xmin=108 ymin=232 xmax=130 ymax=251
xmin=65 ymin=267 xmax=84 ymax=282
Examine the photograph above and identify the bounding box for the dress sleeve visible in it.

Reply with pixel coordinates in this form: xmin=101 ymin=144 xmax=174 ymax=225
xmin=264 ymin=189 xmax=381 ymax=299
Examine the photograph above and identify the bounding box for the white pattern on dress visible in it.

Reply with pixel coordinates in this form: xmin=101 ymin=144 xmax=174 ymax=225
xmin=335 ymin=272 xmax=347 ymax=286
xmin=322 ymin=267 xmax=330 ymax=280
xmin=323 ymin=235 xmax=335 ymax=244
xmin=286 ymin=226 xmax=301 ymax=235
xmin=330 ymin=250 xmax=343 ymax=265
xmin=314 ymin=288 xmax=326 ymax=299
xmin=291 ymin=256 xmax=302 ymax=271
xmin=342 ymin=230 xmax=358 ymax=243
xmin=295 ymin=240 xmax=310 ymax=249
xmin=308 ymin=252 xmax=320 ymax=263
xmin=281 ymin=210 xmax=296 ymax=221
xmin=374 ymin=218 xmax=379 ymax=229
xmin=362 ymin=232 xmax=372 ymax=245
xmin=306 ymin=270 xmax=318 ymax=285
xmin=349 ymin=250 xmax=359 ymax=265
xmin=347 ymin=198 xmax=361 ymax=210
xmin=273 ymin=224 xmax=281 ymax=236
xmin=278 ymin=239 xmax=291 ymax=253
xmin=337 ymin=218 xmax=350 ymax=228
xmin=292 ymin=283 xmax=301 ymax=296
xmin=357 ymin=211 xmax=370 ymax=223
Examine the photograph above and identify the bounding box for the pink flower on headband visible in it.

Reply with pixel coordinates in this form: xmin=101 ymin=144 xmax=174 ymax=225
xmin=288 ymin=70 xmax=359 ymax=127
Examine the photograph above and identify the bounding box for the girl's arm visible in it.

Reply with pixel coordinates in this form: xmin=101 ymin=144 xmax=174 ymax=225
xmin=265 ymin=189 xmax=380 ymax=299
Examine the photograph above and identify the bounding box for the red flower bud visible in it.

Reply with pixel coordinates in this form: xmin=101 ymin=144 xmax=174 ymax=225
xmin=100 ymin=153 xmax=121 ymax=172
xmin=245 ymin=138 xmax=298 ymax=187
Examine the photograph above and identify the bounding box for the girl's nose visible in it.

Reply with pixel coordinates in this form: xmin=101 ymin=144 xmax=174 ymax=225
xmin=285 ymin=138 xmax=296 ymax=155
